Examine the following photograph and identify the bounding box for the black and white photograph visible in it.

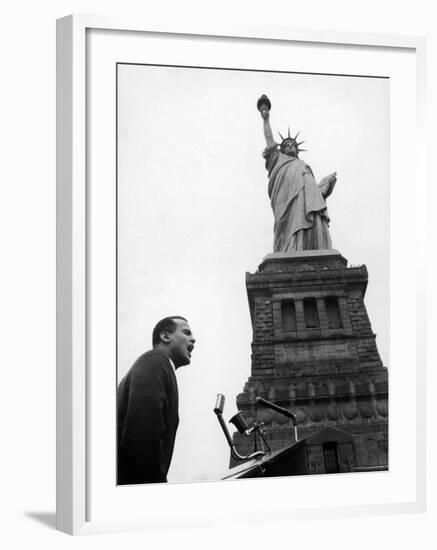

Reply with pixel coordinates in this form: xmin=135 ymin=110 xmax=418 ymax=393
xmin=116 ymin=63 xmax=389 ymax=485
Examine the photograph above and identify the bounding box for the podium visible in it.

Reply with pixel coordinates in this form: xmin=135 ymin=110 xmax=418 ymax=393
xmin=221 ymin=426 xmax=372 ymax=480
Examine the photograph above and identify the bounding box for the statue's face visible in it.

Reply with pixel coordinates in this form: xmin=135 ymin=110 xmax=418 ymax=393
xmin=282 ymin=141 xmax=298 ymax=157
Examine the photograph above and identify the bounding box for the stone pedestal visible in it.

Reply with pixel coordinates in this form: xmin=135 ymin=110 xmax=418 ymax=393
xmin=231 ymin=250 xmax=388 ymax=472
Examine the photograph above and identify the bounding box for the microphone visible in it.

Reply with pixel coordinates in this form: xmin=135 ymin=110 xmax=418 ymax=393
xmin=255 ymin=397 xmax=297 ymax=424
xmin=214 ymin=393 xmax=225 ymax=415
xmin=213 ymin=394 xmax=265 ymax=462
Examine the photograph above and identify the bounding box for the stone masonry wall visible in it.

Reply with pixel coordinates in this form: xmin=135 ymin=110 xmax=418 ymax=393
xmin=231 ymin=253 xmax=388 ymax=472
xmin=251 ymin=297 xmax=275 ymax=374
xmin=347 ymin=293 xmax=382 ymax=366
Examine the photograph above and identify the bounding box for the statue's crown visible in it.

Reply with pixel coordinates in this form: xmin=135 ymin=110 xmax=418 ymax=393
xmin=278 ymin=128 xmax=307 ymax=154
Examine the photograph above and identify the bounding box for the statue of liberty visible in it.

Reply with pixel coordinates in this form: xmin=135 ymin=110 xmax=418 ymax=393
xmin=257 ymin=95 xmax=337 ymax=252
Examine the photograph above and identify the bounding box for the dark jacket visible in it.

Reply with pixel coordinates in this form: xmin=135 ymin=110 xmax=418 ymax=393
xmin=117 ymin=350 xmax=179 ymax=484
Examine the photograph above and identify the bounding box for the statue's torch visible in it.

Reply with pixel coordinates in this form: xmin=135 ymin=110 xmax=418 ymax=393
xmin=257 ymin=94 xmax=271 ymax=116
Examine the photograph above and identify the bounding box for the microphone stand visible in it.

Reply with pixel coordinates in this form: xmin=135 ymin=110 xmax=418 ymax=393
xmin=255 ymin=396 xmax=299 ymax=442
xmin=214 ymin=408 xmax=265 ymax=462
xmin=213 ymin=393 xmax=299 ymax=465
xmin=213 ymin=395 xmax=265 ymax=462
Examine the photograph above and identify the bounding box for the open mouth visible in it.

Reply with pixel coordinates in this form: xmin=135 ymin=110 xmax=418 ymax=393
xmin=187 ymin=344 xmax=194 ymax=356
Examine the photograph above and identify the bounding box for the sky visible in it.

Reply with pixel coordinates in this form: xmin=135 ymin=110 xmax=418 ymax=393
xmin=117 ymin=63 xmax=389 ymax=483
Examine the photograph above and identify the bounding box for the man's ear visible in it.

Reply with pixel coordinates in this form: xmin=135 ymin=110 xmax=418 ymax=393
xmin=160 ymin=330 xmax=171 ymax=344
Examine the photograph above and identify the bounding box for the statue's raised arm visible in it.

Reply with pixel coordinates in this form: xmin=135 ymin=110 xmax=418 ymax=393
xmin=257 ymin=95 xmax=277 ymax=149
xmin=257 ymin=94 xmax=337 ymax=253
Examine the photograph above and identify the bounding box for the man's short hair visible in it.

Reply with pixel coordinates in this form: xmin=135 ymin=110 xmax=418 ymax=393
xmin=152 ymin=316 xmax=188 ymax=347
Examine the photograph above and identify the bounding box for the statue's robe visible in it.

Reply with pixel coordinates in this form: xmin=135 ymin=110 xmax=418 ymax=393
xmin=263 ymin=146 xmax=334 ymax=252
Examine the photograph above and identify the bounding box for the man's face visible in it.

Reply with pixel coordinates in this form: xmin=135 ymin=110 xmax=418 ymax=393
xmin=165 ymin=319 xmax=196 ymax=368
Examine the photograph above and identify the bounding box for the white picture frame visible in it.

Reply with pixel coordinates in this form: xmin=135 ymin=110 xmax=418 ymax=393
xmin=56 ymin=14 xmax=426 ymax=535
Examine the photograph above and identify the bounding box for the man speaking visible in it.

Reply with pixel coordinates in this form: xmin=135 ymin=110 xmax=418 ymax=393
xmin=117 ymin=316 xmax=195 ymax=485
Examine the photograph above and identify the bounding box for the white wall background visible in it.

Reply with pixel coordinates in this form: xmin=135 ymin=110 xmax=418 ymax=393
xmin=0 ymin=0 xmax=435 ymax=548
